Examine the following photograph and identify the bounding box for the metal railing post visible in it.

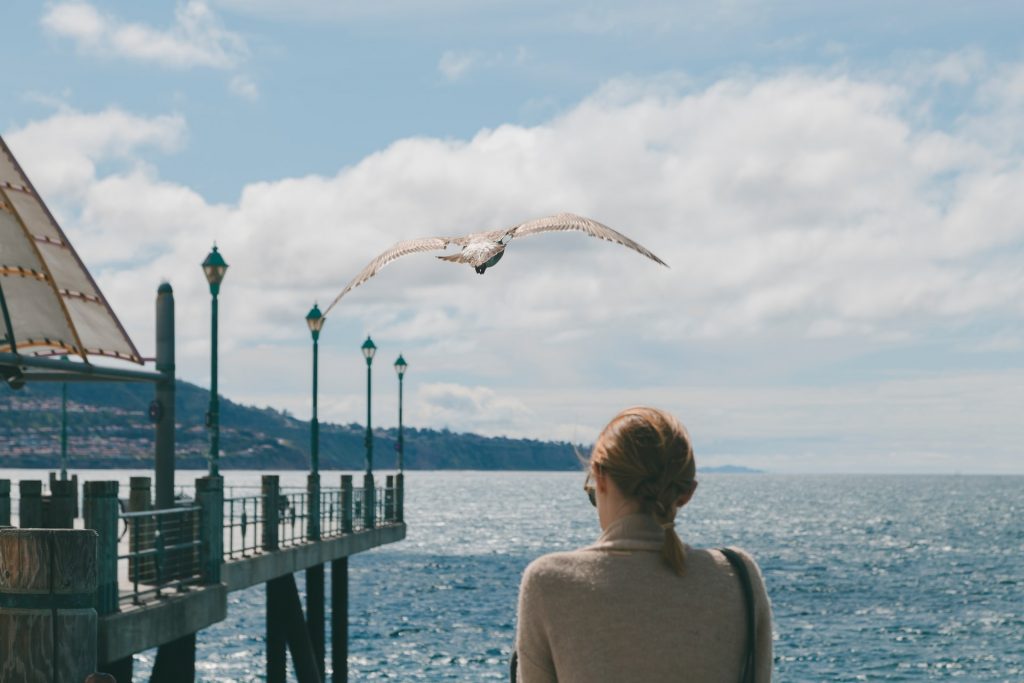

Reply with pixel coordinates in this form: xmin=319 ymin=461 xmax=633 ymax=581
xmin=196 ymin=476 xmax=223 ymax=584
xmin=262 ymin=475 xmax=279 ymax=551
xmin=341 ymin=475 xmax=353 ymax=534
xmin=83 ymin=481 xmax=119 ymax=616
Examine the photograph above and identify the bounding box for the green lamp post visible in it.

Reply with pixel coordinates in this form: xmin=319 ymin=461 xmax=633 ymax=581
xmin=361 ymin=336 xmax=376 ymax=528
xmin=202 ymin=245 xmax=228 ymax=477
xmin=306 ymin=304 xmax=325 ymax=540
xmin=394 ymin=355 xmax=407 ymax=472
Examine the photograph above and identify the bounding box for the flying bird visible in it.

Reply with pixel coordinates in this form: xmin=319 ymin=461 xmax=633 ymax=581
xmin=323 ymin=212 xmax=667 ymax=314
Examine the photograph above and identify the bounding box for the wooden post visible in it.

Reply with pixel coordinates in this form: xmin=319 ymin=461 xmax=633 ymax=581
xmin=396 ymin=472 xmax=404 ymax=523
xmin=49 ymin=478 xmax=77 ymax=529
xmin=262 ymin=475 xmax=280 ymax=551
xmin=0 ymin=480 xmax=10 ymax=526
xmin=340 ymin=476 xmax=352 ymax=534
xmin=0 ymin=528 xmax=98 ymax=682
xmin=384 ymin=475 xmax=394 ymax=523
xmin=18 ymin=480 xmax=43 ymax=528
xmin=331 ymin=558 xmax=348 ymax=683
xmin=363 ymin=479 xmax=375 ymax=530
xmin=196 ymin=476 xmax=223 ymax=584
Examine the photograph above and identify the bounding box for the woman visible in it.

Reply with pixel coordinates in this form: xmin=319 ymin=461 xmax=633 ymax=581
xmin=515 ymin=407 xmax=773 ymax=682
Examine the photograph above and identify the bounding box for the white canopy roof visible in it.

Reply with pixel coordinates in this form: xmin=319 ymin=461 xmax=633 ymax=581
xmin=0 ymin=135 xmax=142 ymax=364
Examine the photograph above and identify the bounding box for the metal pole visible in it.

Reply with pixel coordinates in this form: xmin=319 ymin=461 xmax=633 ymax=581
xmin=397 ymin=374 xmax=404 ymax=472
xmin=208 ymin=290 xmax=220 ymax=476
xmin=60 ymin=377 xmax=68 ymax=480
xmin=312 ymin=336 xmax=319 ymax=475
xmin=155 ymin=283 xmax=176 ymax=510
xmin=365 ymin=361 xmax=373 ymax=474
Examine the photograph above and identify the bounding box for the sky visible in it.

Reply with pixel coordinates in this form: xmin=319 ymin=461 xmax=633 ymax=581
xmin=2 ymin=1 xmax=1023 ymax=473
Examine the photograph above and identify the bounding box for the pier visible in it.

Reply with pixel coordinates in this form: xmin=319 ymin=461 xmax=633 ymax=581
xmin=0 ymin=472 xmax=405 ymax=682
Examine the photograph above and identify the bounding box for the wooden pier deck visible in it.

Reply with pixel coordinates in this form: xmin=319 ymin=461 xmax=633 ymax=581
xmin=0 ymin=472 xmax=406 ymax=683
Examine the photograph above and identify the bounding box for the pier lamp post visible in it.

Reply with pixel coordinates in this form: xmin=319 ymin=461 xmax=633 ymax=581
xmin=306 ymin=304 xmax=324 ymax=541
xmin=202 ymin=245 xmax=228 ymax=477
xmin=361 ymin=336 xmax=376 ymax=527
xmin=394 ymin=354 xmax=407 ymax=523
xmin=394 ymin=355 xmax=407 ymax=472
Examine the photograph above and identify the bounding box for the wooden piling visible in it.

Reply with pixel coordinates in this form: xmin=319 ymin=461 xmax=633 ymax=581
xmin=18 ymin=480 xmax=42 ymax=528
xmin=48 ymin=479 xmax=76 ymax=529
xmin=396 ymin=472 xmax=404 ymax=523
xmin=0 ymin=528 xmax=98 ymax=682
xmin=0 ymin=480 xmax=10 ymax=526
xmin=267 ymin=574 xmax=322 ymax=683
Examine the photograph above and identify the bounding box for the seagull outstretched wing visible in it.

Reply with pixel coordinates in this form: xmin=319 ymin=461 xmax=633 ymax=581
xmin=324 ymin=237 xmax=451 ymax=314
xmin=508 ymin=213 xmax=668 ymax=267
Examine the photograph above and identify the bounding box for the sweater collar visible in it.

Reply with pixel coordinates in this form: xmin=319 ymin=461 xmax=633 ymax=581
xmin=586 ymin=513 xmax=666 ymax=552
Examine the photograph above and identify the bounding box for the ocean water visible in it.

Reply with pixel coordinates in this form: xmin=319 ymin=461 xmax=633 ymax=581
xmin=5 ymin=469 xmax=1022 ymax=681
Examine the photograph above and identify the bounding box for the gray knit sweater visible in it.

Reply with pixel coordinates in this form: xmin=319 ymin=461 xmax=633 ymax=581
xmin=515 ymin=514 xmax=773 ymax=682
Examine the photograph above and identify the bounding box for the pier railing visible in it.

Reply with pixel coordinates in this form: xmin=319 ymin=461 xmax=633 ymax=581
xmin=120 ymin=505 xmax=203 ymax=605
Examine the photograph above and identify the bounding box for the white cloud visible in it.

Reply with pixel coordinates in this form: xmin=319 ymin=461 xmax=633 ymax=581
xmin=41 ymin=1 xmax=248 ymax=70
xmin=5 ymin=57 xmax=1024 ymax=469
xmin=438 ymin=50 xmax=479 ymax=82
xmin=228 ymin=74 xmax=260 ymax=100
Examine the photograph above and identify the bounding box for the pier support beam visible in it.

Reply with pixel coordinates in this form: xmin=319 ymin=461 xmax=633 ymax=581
xmin=308 ymin=564 xmax=325 ymax=679
xmin=267 ymin=574 xmax=322 ymax=683
xmin=151 ymin=633 xmax=196 ymax=682
xmin=331 ymin=558 xmax=348 ymax=683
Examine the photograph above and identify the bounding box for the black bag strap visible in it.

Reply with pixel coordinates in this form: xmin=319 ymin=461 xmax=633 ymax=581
xmin=510 ymin=650 xmax=518 ymax=682
xmin=720 ymin=547 xmax=756 ymax=683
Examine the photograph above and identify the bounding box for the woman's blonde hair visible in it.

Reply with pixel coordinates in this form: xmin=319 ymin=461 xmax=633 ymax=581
xmin=591 ymin=406 xmax=696 ymax=576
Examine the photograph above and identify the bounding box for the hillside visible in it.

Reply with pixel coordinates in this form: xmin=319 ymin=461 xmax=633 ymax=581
xmin=0 ymin=378 xmax=580 ymax=470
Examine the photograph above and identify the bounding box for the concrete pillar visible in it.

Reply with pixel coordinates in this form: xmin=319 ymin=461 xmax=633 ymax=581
xmin=396 ymin=472 xmax=404 ymax=523
xmin=83 ymin=481 xmax=119 ymax=617
xmin=331 ymin=558 xmax=348 ymax=683
xmin=129 ymin=477 xmax=153 ymax=584
xmin=307 ymin=473 xmax=320 ymax=541
xmin=363 ymin=474 xmax=375 ymax=530
xmin=0 ymin=479 xmax=10 ymax=526
xmin=340 ymin=476 xmax=352 ymax=534
xmin=19 ymin=480 xmax=42 ymax=528
xmin=155 ymin=282 xmax=176 ymax=511
xmin=196 ymin=476 xmax=223 ymax=584
xmin=262 ymin=475 xmax=280 ymax=551
xmin=384 ymin=475 xmax=394 ymax=523
xmin=0 ymin=528 xmax=98 ymax=682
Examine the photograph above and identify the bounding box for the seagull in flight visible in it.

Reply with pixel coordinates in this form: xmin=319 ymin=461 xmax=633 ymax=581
xmin=323 ymin=212 xmax=667 ymax=314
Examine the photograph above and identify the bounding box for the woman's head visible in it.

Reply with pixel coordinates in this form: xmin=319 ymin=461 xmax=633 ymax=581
xmin=590 ymin=406 xmax=697 ymax=575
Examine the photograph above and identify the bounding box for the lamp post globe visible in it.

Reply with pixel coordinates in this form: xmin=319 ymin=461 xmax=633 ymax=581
xmin=202 ymin=245 xmax=228 ymax=477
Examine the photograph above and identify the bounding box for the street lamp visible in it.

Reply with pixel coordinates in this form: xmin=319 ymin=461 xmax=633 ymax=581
xmin=394 ymin=355 xmax=407 ymax=472
xmin=361 ymin=336 xmax=376 ymax=528
xmin=306 ymin=304 xmax=325 ymax=541
xmin=202 ymin=245 xmax=228 ymax=477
